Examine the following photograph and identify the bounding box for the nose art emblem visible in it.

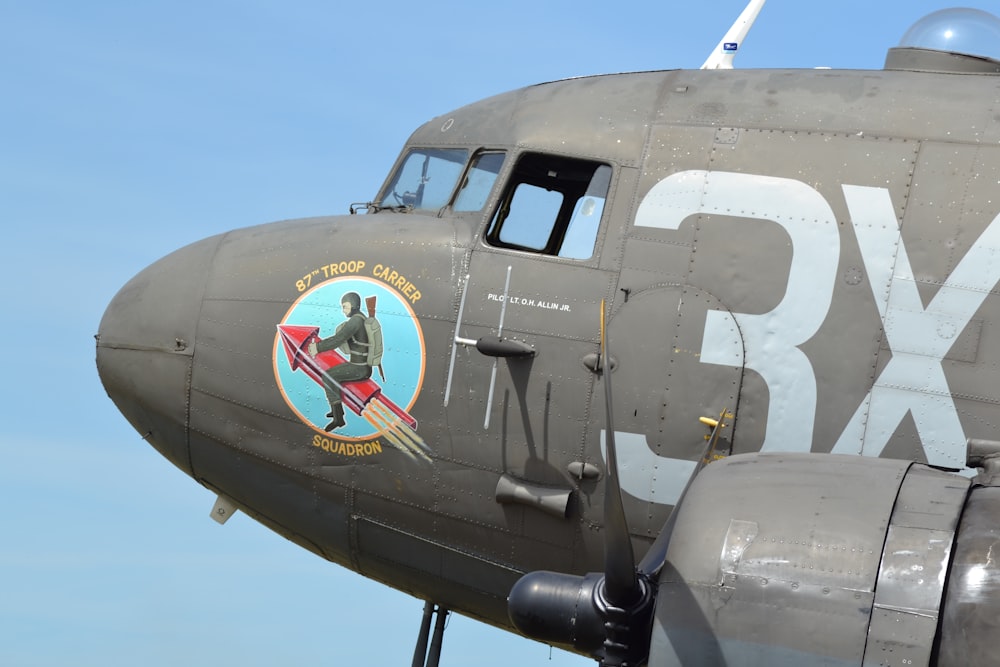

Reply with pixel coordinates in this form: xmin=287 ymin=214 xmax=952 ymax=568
xmin=273 ymin=273 xmax=430 ymax=461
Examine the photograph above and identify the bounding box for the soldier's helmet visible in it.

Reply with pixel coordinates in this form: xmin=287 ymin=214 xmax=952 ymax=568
xmin=341 ymin=291 xmax=362 ymax=313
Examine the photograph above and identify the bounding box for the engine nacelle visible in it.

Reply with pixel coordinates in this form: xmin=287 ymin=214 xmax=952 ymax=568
xmin=652 ymin=452 xmax=1000 ymax=666
xmin=937 ymin=484 xmax=1000 ymax=666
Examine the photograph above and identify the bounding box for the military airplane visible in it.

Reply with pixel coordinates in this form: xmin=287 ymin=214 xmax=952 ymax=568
xmin=96 ymin=2 xmax=1000 ymax=665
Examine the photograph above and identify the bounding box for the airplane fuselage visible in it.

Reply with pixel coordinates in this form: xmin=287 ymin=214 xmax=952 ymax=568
xmin=97 ymin=61 xmax=1000 ymax=647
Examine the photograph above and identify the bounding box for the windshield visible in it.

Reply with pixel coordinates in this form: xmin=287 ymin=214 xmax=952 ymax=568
xmin=453 ymin=151 xmax=505 ymax=212
xmin=378 ymin=148 xmax=468 ymax=212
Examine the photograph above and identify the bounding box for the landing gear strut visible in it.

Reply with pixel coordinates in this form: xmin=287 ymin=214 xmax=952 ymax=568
xmin=412 ymin=601 xmax=449 ymax=667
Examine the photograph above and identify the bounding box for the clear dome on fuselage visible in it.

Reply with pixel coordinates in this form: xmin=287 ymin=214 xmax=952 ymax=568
xmin=898 ymin=8 xmax=1000 ymax=60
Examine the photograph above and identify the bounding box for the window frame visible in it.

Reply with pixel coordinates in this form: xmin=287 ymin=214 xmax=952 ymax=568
xmin=483 ymin=152 xmax=611 ymax=260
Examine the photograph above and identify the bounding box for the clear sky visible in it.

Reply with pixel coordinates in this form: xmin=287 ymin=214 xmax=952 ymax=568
xmin=2 ymin=1 xmax=997 ymax=665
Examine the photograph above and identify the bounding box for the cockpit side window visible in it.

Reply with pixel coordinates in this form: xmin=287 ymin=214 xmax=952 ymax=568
xmin=453 ymin=151 xmax=505 ymax=212
xmin=560 ymin=164 xmax=610 ymax=259
xmin=484 ymin=153 xmax=610 ymax=259
xmin=378 ymin=148 xmax=468 ymax=212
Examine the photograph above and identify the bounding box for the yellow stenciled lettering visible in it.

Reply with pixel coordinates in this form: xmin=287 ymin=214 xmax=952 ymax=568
xmin=313 ymin=435 xmax=334 ymax=453
xmin=313 ymin=435 xmax=385 ymax=456
xmin=319 ymin=260 xmax=366 ymax=279
xmin=370 ymin=264 xmax=421 ymax=303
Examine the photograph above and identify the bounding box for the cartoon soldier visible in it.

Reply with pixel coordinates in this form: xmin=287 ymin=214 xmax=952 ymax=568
xmin=310 ymin=291 xmax=372 ymax=431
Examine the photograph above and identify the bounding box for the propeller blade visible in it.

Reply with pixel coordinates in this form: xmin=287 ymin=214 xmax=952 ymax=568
xmin=507 ymin=302 xmax=670 ymax=666
xmin=637 ymin=408 xmax=729 ymax=576
xmin=599 ymin=299 xmax=640 ymax=606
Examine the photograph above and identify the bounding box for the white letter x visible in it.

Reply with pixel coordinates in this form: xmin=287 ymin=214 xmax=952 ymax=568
xmin=834 ymin=185 xmax=1000 ymax=468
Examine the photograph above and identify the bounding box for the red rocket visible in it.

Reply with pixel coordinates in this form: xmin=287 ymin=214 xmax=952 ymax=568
xmin=277 ymin=324 xmax=430 ymax=461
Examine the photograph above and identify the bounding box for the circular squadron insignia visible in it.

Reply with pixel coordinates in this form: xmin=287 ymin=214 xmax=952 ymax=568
xmin=273 ymin=272 xmax=430 ymax=461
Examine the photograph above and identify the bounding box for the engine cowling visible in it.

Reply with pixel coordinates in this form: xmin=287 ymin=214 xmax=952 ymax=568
xmin=651 ymin=452 xmax=1000 ymax=666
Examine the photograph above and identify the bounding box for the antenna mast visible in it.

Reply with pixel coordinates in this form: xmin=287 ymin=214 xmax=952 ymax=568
xmin=701 ymin=0 xmax=766 ymax=69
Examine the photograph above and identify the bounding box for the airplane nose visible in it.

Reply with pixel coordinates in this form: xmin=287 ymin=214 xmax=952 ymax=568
xmin=96 ymin=234 xmax=222 ymax=474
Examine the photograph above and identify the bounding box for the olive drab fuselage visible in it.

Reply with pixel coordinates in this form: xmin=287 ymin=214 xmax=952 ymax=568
xmin=97 ymin=24 xmax=1000 ymax=666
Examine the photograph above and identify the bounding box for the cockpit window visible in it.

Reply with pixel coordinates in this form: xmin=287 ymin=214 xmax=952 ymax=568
xmin=453 ymin=151 xmax=505 ymax=212
xmin=485 ymin=153 xmax=610 ymax=260
xmin=560 ymin=165 xmax=610 ymax=259
xmin=378 ymin=148 xmax=467 ymax=212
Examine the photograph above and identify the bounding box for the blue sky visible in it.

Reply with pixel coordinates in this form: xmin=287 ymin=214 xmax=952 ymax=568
xmin=2 ymin=1 xmax=997 ymax=665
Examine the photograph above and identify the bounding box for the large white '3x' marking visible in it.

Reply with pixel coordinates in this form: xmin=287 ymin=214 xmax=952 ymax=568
xmin=616 ymin=170 xmax=1000 ymax=505
xmin=833 ymin=185 xmax=1000 ymax=463
xmin=635 ymin=170 xmax=840 ymax=453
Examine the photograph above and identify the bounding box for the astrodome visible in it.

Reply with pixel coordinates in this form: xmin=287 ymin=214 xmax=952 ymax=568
xmin=898 ymin=8 xmax=1000 ymax=61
